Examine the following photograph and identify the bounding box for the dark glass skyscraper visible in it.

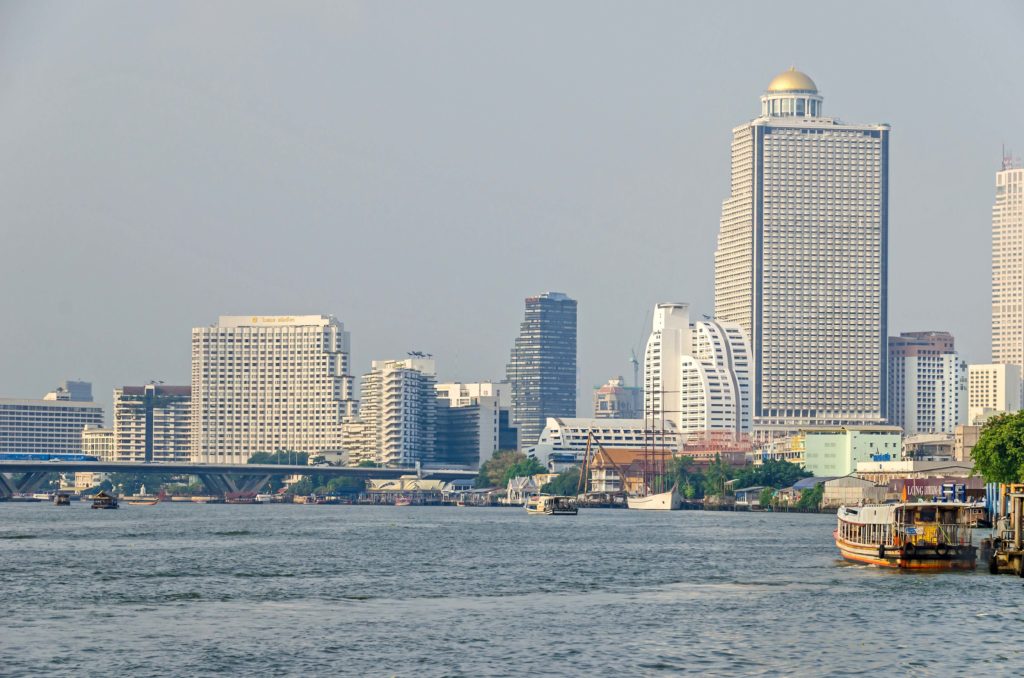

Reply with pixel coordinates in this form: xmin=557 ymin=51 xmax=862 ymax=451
xmin=506 ymin=292 xmax=577 ymax=448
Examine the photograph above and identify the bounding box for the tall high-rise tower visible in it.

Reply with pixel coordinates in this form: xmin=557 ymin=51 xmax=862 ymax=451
xmin=992 ymin=155 xmax=1024 ymax=371
xmin=714 ymin=68 xmax=890 ymax=436
xmin=506 ymin=292 xmax=577 ymax=448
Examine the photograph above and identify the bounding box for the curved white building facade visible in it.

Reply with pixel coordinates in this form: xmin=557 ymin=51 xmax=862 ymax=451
xmin=644 ymin=303 xmax=751 ymax=437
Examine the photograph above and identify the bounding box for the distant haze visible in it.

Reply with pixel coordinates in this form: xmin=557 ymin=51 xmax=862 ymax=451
xmin=1 ymin=1 xmax=1022 ymax=417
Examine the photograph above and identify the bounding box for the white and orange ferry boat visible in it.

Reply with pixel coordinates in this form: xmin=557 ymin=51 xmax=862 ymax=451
xmin=834 ymin=502 xmax=977 ymax=570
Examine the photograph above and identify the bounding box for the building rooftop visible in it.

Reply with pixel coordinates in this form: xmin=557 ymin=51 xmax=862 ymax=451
xmin=766 ymin=67 xmax=817 ymax=93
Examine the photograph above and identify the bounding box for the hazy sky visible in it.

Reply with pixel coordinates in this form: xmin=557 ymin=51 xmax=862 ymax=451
xmin=1 ymin=1 xmax=1022 ymax=416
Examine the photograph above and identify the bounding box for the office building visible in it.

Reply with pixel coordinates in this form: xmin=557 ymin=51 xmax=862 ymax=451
xmin=345 ymin=358 xmax=437 ymax=467
xmin=714 ymin=68 xmax=889 ymax=435
xmin=81 ymin=425 xmax=114 ymax=461
xmin=593 ymin=377 xmax=643 ymax=419
xmin=967 ymin=363 xmax=1022 ymax=424
xmin=887 ymin=332 xmax=965 ymax=435
xmin=643 ymin=303 xmax=751 ymax=437
xmin=191 ymin=315 xmax=356 ymax=464
xmin=113 ymin=384 xmax=191 ymax=463
xmin=992 ymin=155 xmax=1024 ymax=372
xmin=506 ymin=292 xmax=577 ymax=448
xmin=0 ymin=381 xmax=103 ymax=457
xmin=435 ymin=382 xmax=516 ymax=469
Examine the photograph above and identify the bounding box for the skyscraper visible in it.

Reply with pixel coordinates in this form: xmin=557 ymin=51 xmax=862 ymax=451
xmin=506 ymin=292 xmax=577 ymax=448
xmin=714 ymin=68 xmax=889 ymax=436
xmin=191 ymin=315 xmax=356 ymax=463
xmin=643 ymin=303 xmax=751 ymax=437
xmin=992 ymin=155 xmax=1024 ymax=371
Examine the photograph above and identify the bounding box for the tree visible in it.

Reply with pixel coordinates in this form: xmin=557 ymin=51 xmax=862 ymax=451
xmin=796 ymin=482 xmax=824 ymax=511
xmin=734 ymin=460 xmax=810 ymax=490
xmin=703 ymin=454 xmax=733 ymax=497
xmin=248 ymin=450 xmax=309 ymax=466
xmin=107 ymin=473 xmax=178 ymax=495
xmin=972 ymin=411 xmax=1024 ymax=483
xmin=541 ymin=467 xmax=581 ymax=495
xmin=475 ymin=450 xmax=543 ymax=488
xmin=758 ymin=486 xmax=776 ymax=509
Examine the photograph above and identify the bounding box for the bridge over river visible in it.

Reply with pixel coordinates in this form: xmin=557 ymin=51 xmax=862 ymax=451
xmin=0 ymin=461 xmax=477 ymax=499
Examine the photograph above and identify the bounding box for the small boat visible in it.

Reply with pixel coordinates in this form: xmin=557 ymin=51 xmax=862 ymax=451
xmin=455 ymin=500 xmax=467 ymax=507
xmin=627 ymin=485 xmax=682 ymax=511
xmin=53 ymin=493 xmax=71 ymax=506
xmin=126 ymin=490 xmax=166 ymax=506
xmin=835 ymin=502 xmax=977 ymax=570
xmin=91 ymin=491 xmax=119 ymax=510
xmin=394 ymin=495 xmax=413 ymax=507
xmin=525 ymin=494 xmax=578 ymax=516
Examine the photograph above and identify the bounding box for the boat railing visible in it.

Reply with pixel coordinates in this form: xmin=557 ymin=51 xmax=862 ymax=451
xmin=896 ymin=523 xmax=972 ymax=546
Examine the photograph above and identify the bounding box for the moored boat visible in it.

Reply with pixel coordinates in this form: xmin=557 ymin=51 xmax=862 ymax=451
xmin=525 ymin=495 xmax=578 ymax=516
xmin=53 ymin=493 xmax=71 ymax=506
xmin=627 ymin=485 xmax=682 ymax=511
xmin=835 ymin=502 xmax=977 ymax=570
xmin=394 ymin=495 xmax=413 ymax=507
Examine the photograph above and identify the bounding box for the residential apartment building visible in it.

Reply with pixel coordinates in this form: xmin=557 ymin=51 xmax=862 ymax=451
xmin=0 ymin=381 xmax=103 ymax=457
xmin=967 ymin=363 xmax=1022 ymax=424
xmin=644 ymin=303 xmax=751 ymax=437
xmin=715 ymin=68 xmax=889 ymax=436
xmin=345 ymin=358 xmax=437 ymax=467
xmin=113 ymin=384 xmax=191 ymax=463
xmin=887 ymin=332 xmax=965 ymax=435
xmin=506 ymin=292 xmax=577 ymax=449
xmin=190 ymin=315 xmax=356 ymax=464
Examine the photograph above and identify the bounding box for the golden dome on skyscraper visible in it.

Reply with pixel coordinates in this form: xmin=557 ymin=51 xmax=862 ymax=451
xmin=766 ymin=67 xmax=817 ymax=92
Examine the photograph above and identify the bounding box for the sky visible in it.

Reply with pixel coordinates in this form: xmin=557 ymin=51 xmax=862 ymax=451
xmin=1 ymin=1 xmax=1022 ymax=417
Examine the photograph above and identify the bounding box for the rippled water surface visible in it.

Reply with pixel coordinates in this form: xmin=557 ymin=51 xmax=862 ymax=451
xmin=1 ymin=503 xmax=1022 ymax=676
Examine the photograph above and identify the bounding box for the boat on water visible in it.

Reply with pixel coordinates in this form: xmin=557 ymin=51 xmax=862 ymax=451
xmin=627 ymin=485 xmax=682 ymax=511
xmin=52 ymin=493 xmax=71 ymax=506
xmin=394 ymin=495 xmax=413 ymax=507
xmin=834 ymin=501 xmax=977 ymax=570
xmin=525 ymin=495 xmax=578 ymax=516
xmin=91 ymin=491 xmax=119 ymax=510
xmin=125 ymin=490 xmax=166 ymax=506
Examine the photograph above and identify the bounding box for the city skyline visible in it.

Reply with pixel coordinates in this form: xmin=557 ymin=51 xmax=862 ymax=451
xmin=1 ymin=2 xmax=1022 ymax=418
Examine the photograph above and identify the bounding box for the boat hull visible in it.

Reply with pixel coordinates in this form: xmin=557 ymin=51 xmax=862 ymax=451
xmin=834 ymin=535 xmax=976 ymax=570
xmin=627 ymin=488 xmax=682 ymax=511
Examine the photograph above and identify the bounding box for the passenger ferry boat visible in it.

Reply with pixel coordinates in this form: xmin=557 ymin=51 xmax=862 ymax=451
xmin=394 ymin=495 xmax=413 ymax=507
xmin=90 ymin=491 xmax=119 ymax=510
xmin=525 ymin=495 xmax=578 ymax=516
xmin=834 ymin=502 xmax=977 ymax=570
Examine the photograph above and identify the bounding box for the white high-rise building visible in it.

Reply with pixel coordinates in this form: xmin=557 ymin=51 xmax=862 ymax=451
xmin=0 ymin=382 xmax=103 ymax=457
xmin=901 ymin=354 xmax=967 ymax=435
xmin=643 ymin=303 xmax=751 ymax=437
xmin=191 ymin=315 xmax=356 ymax=464
xmin=345 ymin=358 xmax=437 ymax=467
xmin=888 ymin=332 xmax=965 ymax=435
xmin=992 ymin=156 xmax=1024 ymax=371
xmin=113 ymin=385 xmax=191 ymax=463
xmin=715 ymin=68 xmax=889 ymax=436
xmin=968 ymin=363 xmax=1022 ymax=424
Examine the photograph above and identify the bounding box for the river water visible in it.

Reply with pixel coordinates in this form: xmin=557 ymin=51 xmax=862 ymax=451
xmin=1 ymin=503 xmax=1022 ymax=676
